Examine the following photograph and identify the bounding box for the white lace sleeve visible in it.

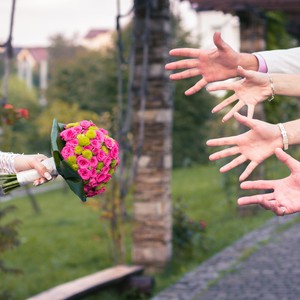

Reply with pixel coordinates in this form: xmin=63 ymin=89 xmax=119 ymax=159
xmin=0 ymin=151 xmax=21 ymax=174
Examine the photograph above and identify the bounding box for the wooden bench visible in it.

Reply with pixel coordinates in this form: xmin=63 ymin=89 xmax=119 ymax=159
xmin=27 ymin=265 xmax=144 ymax=300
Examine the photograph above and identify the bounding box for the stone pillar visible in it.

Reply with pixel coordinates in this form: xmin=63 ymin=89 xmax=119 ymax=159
xmin=131 ymin=0 xmax=172 ymax=272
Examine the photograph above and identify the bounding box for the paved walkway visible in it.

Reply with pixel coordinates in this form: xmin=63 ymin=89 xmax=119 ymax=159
xmin=152 ymin=213 xmax=300 ymax=300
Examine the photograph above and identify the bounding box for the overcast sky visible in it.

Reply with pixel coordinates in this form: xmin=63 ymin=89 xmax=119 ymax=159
xmin=0 ymin=0 xmax=197 ymax=47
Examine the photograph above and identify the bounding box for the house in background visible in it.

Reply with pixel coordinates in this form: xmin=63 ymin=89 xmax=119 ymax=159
xmin=16 ymin=47 xmax=48 ymax=105
xmin=15 ymin=28 xmax=112 ymax=105
xmin=80 ymin=29 xmax=113 ymax=51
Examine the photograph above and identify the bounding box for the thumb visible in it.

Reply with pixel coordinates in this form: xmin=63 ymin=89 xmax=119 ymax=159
xmin=233 ymin=112 xmax=254 ymax=129
xmin=274 ymin=148 xmax=300 ymax=173
xmin=213 ymin=32 xmax=228 ymax=51
xmin=237 ymin=65 xmax=251 ymax=78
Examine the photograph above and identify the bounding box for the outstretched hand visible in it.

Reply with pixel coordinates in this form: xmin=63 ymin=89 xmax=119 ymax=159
xmin=207 ymin=66 xmax=272 ymax=122
xmin=165 ymin=32 xmax=240 ymax=95
xmin=206 ymin=113 xmax=283 ymax=181
xmin=238 ymin=148 xmax=300 ymax=216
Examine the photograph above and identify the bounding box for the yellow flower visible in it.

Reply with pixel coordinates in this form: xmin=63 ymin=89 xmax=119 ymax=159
xmin=82 ymin=149 xmax=93 ymax=160
xmin=67 ymin=155 xmax=77 ymax=164
xmin=77 ymin=134 xmax=90 ymax=146
xmin=97 ymin=162 xmax=104 ymax=170
xmin=96 ymin=183 xmax=106 ymax=190
xmin=75 ymin=145 xmax=83 ymax=155
xmin=86 ymin=129 xmax=96 ymax=139
xmin=72 ymin=164 xmax=79 ymax=171
xmin=66 ymin=122 xmax=80 ymax=128
xmin=101 ymin=145 xmax=109 ymax=154
xmin=110 ymin=159 xmax=117 ymax=168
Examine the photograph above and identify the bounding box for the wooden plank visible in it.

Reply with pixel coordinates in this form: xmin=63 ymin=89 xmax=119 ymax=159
xmin=27 ymin=265 xmax=144 ymax=300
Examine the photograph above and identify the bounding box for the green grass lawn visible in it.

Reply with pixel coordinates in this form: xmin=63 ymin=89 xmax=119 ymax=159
xmin=1 ymin=164 xmax=274 ymax=299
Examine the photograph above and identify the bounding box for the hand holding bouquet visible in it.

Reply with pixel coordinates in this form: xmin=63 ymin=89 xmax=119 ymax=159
xmin=0 ymin=119 xmax=119 ymax=201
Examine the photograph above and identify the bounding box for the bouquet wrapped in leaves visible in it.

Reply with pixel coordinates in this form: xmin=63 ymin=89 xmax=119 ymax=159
xmin=0 ymin=119 xmax=119 ymax=201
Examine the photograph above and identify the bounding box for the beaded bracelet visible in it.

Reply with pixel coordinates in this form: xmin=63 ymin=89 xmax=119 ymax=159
xmin=278 ymin=123 xmax=289 ymax=151
xmin=267 ymin=73 xmax=275 ymax=102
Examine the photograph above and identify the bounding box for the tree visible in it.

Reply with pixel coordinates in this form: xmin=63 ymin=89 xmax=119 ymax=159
xmin=47 ymin=36 xmax=119 ymax=115
xmin=170 ymin=14 xmax=216 ymax=167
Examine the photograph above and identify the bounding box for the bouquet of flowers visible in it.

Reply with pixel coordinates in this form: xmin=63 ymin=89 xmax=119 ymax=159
xmin=0 ymin=119 xmax=119 ymax=201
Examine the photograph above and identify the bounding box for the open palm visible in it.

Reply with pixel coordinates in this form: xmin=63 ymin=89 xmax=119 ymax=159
xmin=165 ymin=32 xmax=240 ymax=95
xmin=207 ymin=66 xmax=272 ymax=122
xmin=206 ymin=113 xmax=282 ymax=181
xmin=238 ymin=148 xmax=300 ymax=216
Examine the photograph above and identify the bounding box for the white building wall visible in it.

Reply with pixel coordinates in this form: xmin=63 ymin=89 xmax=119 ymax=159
xmin=197 ymin=11 xmax=240 ymax=52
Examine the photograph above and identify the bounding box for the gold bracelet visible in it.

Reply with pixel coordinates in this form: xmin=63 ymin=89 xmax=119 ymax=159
xmin=278 ymin=123 xmax=288 ymax=150
xmin=267 ymin=73 xmax=275 ymax=102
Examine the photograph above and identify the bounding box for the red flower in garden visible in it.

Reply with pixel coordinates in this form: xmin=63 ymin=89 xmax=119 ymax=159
xmin=1 ymin=103 xmax=29 ymax=125
xmin=200 ymin=220 xmax=206 ymax=229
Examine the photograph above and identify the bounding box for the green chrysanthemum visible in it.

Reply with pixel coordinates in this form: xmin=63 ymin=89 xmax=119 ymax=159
xmin=77 ymin=134 xmax=90 ymax=146
xmin=101 ymin=145 xmax=109 ymax=154
xmin=67 ymin=155 xmax=77 ymax=164
xmin=82 ymin=149 xmax=93 ymax=160
xmin=65 ymin=122 xmax=80 ymax=128
xmin=110 ymin=159 xmax=117 ymax=168
xmin=97 ymin=162 xmax=104 ymax=170
xmin=86 ymin=129 xmax=96 ymax=139
xmin=96 ymin=183 xmax=106 ymax=190
xmin=72 ymin=164 xmax=79 ymax=171
xmin=75 ymin=145 xmax=83 ymax=155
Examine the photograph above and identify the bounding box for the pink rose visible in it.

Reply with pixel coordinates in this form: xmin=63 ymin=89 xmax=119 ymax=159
xmin=90 ymin=168 xmax=97 ymax=177
xmin=104 ymin=156 xmax=112 ymax=166
xmin=66 ymin=139 xmax=78 ymax=147
xmin=90 ymin=156 xmax=98 ymax=167
xmin=104 ymin=137 xmax=114 ymax=149
xmin=89 ymin=177 xmax=98 ymax=188
xmin=110 ymin=144 xmax=119 ymax=159
xmin=77 ymin=156 xmax=91 ymax=169
xmin=83 ymin=145 xmax=93 ymax=151
xmin=80 ymin=120 xmax=94 ymax=129
xmin=60 ymin=127 xmax=80 ymax=141
xmin=61 ymin=145 xmax=74 ymax=159
xmin=95 ymin=130 xmax=105 ymax=143
xmin=90 ymin=139 xmax=101 ymax=151
xmin=101 ymin=166 xmax=110 ymax=175
xmin=103 ymin=174 xmax=112 ymax=183
xmin=95 ymin=187 xmax=106 ymax=195
xmin=96 ymin=172 xmax=106 ymax=183
xmin=98 ymin=128 xmax=108 ymax=135
xmin=78 ymin=168 xmax=91 ymax=180
xmin=97 ymin=150 xmax=107 ymax=161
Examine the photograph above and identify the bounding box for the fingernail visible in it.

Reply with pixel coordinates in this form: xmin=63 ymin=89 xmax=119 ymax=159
xmin=44 ymin=172 xmax=52 ymax=180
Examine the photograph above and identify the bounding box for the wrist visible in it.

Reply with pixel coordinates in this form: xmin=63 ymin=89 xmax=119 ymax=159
xmin=238 ymin=53 xmax=259 ymax=72
xmin=253 ymin=53 xmax=268 ymax=73
xmin=0 ymin=152 xmax=21 ymax=174
xmin=266 ymin=74 xmax=275 ymax=102
xmin=277 ymin=123 xmax=289 ymax=150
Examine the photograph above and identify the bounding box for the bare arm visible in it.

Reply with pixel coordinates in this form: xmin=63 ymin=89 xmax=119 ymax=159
xmin=270 ymin=73 xmax=300 ymax=96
